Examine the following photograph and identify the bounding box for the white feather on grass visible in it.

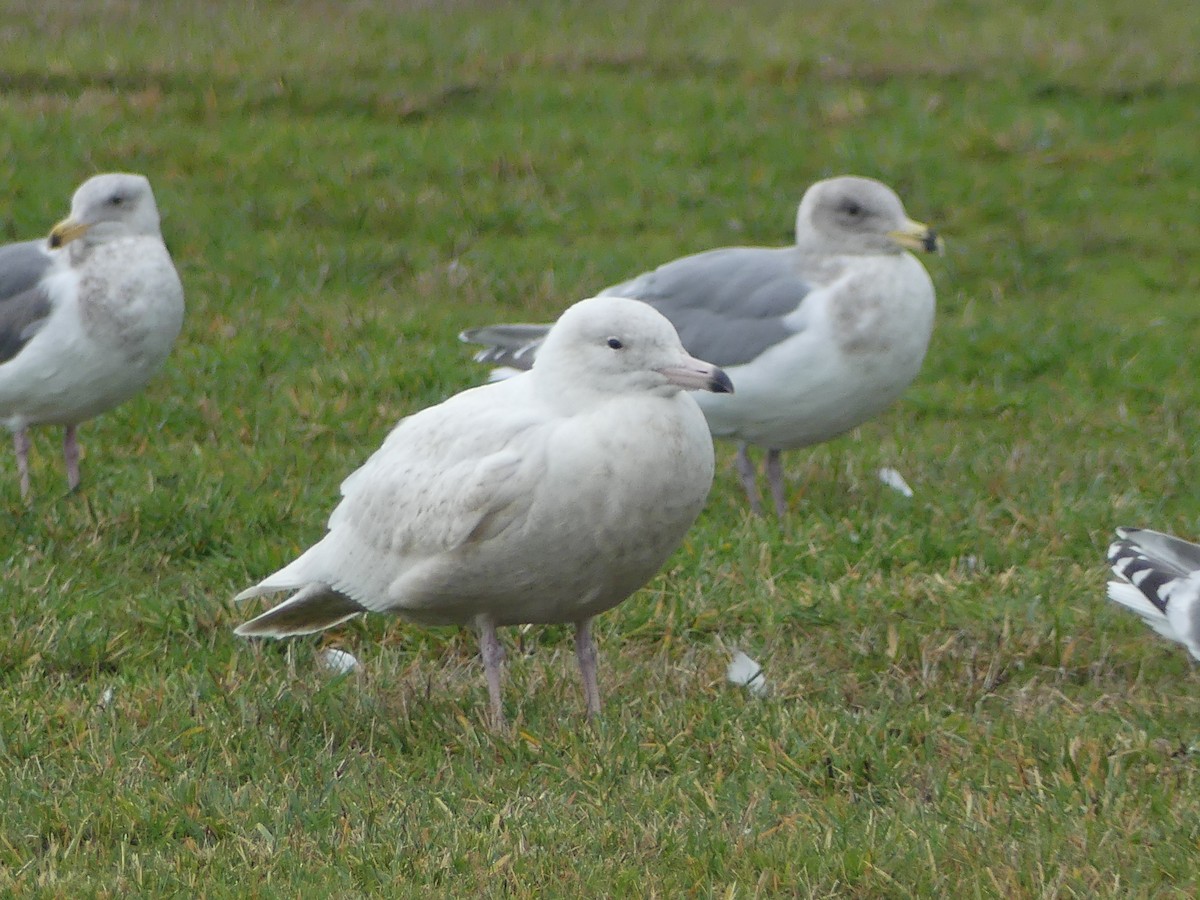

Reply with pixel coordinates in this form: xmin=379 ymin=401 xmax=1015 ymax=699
xmin=878 ymin=467 xmax=914 ymax=497
xmin=726 ymin=650 xmax=768 ymax=696
xmin=318 ymin=648 xmax=361 ymax=675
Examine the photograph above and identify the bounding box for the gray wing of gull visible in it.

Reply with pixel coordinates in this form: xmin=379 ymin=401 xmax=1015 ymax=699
xmin=0 ymin=240 xmax=55 ymax=364
xmin=0 ymin=240 xmax=52 ymax=301
xmin=599 ymin=246 xmax=812 ymax=369
xmin=462 ymin=246 xmax=816 ymax=372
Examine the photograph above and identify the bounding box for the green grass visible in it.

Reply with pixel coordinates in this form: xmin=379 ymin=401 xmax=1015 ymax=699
xmin=2 ymin=0 xmax=1199 ymax=894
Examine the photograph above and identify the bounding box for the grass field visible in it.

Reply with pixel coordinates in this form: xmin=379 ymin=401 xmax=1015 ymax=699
xmin=2 ymin=0 xmax=1198 ymax=895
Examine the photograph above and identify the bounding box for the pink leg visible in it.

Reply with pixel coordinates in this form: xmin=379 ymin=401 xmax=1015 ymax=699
xmin=766 ymin=449 xmax=787 ymax=517
xmin=476 ymin=616 xmax=507 ymax=729
xmin=13 ymin=429 xmax=32 ymax=501
xmin=574 ymin=618 xmax=601 ymax=719
xmin=63 ymin=425 xmax=81 ymax=492
xmin=734 ymin=443 xmax=764 ymax=515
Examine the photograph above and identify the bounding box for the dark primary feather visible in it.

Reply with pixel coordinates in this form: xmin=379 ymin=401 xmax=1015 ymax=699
xmin=1107 ymin=527 xmax=1200 ymax=657
xmin=1111 ymin=527 xmax=1200 ymax=578
xmin=1106 ymin=527 xmax=1200 ymax=615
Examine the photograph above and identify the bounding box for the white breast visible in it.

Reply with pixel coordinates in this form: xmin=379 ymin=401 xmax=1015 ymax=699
xmin=696 ymin=253 xmax=935 ymax=449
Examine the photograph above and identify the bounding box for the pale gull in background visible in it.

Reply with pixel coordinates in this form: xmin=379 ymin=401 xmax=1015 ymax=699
xmin=235 ymin=295 xmax=733 ymax=728
xmin=461 ymin=175 xmax=942 ymax=516
xmin=0 ymin=173 xmax=185 ymax=499
xmin=1106 ymin=527 xmax=1200 ymax=662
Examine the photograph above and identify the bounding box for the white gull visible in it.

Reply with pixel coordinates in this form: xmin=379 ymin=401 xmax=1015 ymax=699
xmin=235 ymin=295 xmax=733 ymax=728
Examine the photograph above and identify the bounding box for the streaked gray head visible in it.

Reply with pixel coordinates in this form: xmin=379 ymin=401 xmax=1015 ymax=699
xmin=795 ymin=175 xmax=940 ymax=256
xmin=50 ymin=173 xmax=163 ymax=249
xmin=535 ymin=295 xmax=732 ymax=399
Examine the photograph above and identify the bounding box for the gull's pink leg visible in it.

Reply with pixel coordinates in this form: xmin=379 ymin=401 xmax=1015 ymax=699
xmin=63 ymin=425 xmax=81 ymax=492
xmin=734 ymin=443 xmax=764 ymax=515
xmin=476 ymin=615 xmax=507 ymax=729
xmin=13 ymin=429 xmax=32 ymax=500
xmin=766 ymin=448 xmax=788 ymax=517
xmin=574 ymin=618 xmax=602 ymax=719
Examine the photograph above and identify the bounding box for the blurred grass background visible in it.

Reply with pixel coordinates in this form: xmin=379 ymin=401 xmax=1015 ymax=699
xmin=1 ymin=1 xmax=1198 ymax=895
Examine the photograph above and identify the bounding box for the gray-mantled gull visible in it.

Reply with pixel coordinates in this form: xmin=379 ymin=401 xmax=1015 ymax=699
xmin=0 ymin=173 xmax=185 ymax=499
xmin=235 ymin=295 xmax=733 ymax=728
xmin=1106 ymin=527 xmax=1200 ymax=662
xmin=460 ymin=175 xmax=942 ymax=516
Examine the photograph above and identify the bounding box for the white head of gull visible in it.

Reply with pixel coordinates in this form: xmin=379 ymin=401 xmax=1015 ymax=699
xmin=235 ymin=295 xmax=732 ymax=728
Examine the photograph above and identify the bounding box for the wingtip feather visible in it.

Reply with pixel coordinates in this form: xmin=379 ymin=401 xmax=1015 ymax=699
xmin=1106 ymin=580 xmax=1166 ymax=620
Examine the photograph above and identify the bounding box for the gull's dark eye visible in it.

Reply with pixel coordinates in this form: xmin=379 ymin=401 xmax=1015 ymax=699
xmin=842 ymin=199 xmax=863 ymax=216
xmin=607 ymin=337 xmax=623 ymax=350
xmin=108 ymin=194 xmax=125 ymax=207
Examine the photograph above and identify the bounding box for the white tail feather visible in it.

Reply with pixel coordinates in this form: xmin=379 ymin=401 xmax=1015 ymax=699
xmin=234 ymin=582 xmax=365 ymax=638
xmin=1106 ymin=581 xmax=1176 ymax=639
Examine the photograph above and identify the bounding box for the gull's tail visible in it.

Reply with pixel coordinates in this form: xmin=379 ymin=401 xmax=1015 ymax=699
xmin=234 ymin=548 xmax=365 ymax=638
xmin=234 ymin=582 xmax=366 ymax=638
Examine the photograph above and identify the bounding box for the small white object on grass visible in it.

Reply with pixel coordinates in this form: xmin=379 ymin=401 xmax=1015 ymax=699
xmin=877 ymin=467 xmax=914 ymax=497
xmin=1105 ymin=527 xmax=1200 ymax=661
xmin=727 ymin=650 xmax=769 ymax=696
xmin=318 ymin=648 xmax=361 ymax=675
xmin=97 ymin=686 xmax=115 ymax=709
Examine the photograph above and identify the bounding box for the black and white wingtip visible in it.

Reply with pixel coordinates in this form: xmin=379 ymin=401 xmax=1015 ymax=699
xmin=1106 ymin=527 xmax=1200 ymax=662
